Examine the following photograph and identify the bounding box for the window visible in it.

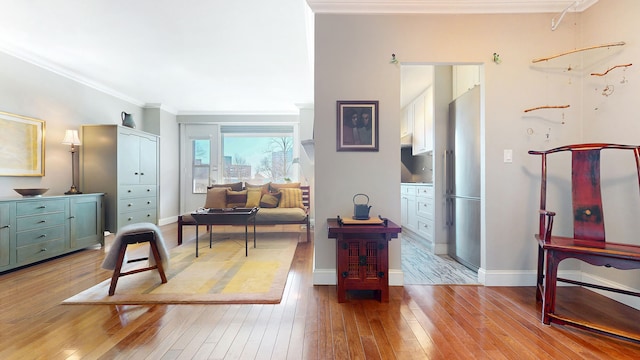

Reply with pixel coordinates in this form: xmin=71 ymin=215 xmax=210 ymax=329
xmin=221 ymin=125 xmax=298 ymax=184
xmin=192 ymin=139 xmax=210 ymax=193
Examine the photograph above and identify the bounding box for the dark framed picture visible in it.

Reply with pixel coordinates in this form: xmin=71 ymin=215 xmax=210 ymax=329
xmin=336 ymin=100 xmax=379 ymax=151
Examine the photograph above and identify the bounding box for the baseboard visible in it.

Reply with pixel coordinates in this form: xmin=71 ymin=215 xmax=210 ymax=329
xmin=313 ymin=269 xmax=336 ymax=285
xmin=480 ymin=269 xmax=582 ymax=286
xmin=159 ymin=216 xmax=177 ymax=226
xmin=313 ymin=268 xmax=404 ymax=286
xmin=581 ymin=273 xmax=640 ymax=311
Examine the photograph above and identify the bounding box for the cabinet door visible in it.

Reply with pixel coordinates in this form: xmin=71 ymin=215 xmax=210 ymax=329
xmin=138 ymin=135 xmax=157 ymax=185
xmin=0 ymin=203 xmax=10 ymax=268
xmin=412 ymin=95 xmax=425 ymax=154
xmin=119 ymin=132 xmax=142 ymax=184
xmin=70 ymin=195 xmax=103 ymax=249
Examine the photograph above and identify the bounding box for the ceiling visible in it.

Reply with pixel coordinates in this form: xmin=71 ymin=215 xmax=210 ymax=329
xmin=0 ymin=0 xmax=597 ymax=115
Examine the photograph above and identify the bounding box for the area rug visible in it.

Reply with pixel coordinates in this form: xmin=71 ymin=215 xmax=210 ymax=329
xmin=62 ymin=232 xmax=299 ymax=305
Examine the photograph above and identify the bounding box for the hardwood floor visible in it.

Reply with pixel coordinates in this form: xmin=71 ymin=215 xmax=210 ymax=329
xmin=1 ymin=222 xmax=640 ymax=359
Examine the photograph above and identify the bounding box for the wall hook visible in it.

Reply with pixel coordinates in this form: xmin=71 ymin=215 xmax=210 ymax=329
xmin=493 ymin=53 xmax=502 ymax=64
xmin=390 ymin=53 xmax=398 ymax=64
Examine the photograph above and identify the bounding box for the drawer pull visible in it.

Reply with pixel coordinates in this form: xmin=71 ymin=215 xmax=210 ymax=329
xmin=147 ymin=201 xmax=151 ymax=205
xmin=146 ymin=188 xmax=151 ymax=192
xmin=69 ymin=216 xmax=76 ymax=219
xmin=127 ymin=189 xmax=132 ymax=193
xmin=140 ymin=172 xmax=145 ymax=176
xmin=128 ymin=217 xmax=133 ymax=221
xmin=1 ymin=225 xmax=9 ymax=229
xmin=128 ymin=203 xmax=133 ymax=207
xmin=134 ymin=172 xmax=139 ymax=175
xmin=38 ymin=220 xmax=46 ymax=223
xmin=40 ymin=248 xmax=47 ymax=252
xmin=38 ymin=234 xmax=47 ymax=238
xmin=38 ymin=205 xmax=46 ymax=209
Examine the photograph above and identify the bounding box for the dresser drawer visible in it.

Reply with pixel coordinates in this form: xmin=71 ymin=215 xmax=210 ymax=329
xmin=16 ymin=212 xmax=66 ymax=232
xmin=16 ymin=199 xmax=66 ymax=216
xmin=119 ymin=196 xmax=156 ymax=212
xmin=416 ymin=185 xmax=433 ymax=198
xmin=120 ymin=185 xmax=157 ymax=199
xmin=118 ymin=209 xmax=157 ymax=226
xmin=401 ymin=185 xmax=416 ymax=196
xmin=416 ymin=198 xmax=434 ymax=219
xmin=17 ymin=237 xmax=66 ymax=264
xmin=416 ymin=218 xmax=434 ymax=242
xmin=16 ymin=225 xmax=65 ymax=247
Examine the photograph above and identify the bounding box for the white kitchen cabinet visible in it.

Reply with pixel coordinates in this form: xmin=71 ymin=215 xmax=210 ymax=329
xmin=80 ymin=125 xmax=159 ymax=233
xmin=412 ymin=86 xmax=434 ymax=155
xmin=401 ymin=183 xmax=434 ymax=250
xmin=400 ymin=105 xmax=413 ymax=138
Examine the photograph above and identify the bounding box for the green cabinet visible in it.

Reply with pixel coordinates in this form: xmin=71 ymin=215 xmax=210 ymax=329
xmin=80 ymin=125 xmax=159 ymax=233
xmin=0 ymin=193 xmax=103 ymax=272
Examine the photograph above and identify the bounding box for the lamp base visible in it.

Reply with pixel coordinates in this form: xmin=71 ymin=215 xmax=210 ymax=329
xmin=65 ymin=185 xmax=82 ymax=195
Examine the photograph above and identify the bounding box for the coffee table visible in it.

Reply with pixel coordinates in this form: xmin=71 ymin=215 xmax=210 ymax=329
xmin=191 ymin=207 xmax=258 ymax=257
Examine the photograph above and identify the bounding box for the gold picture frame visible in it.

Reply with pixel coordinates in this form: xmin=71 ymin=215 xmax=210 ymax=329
xmin=0 ymin=110 xmax=45 ymax=176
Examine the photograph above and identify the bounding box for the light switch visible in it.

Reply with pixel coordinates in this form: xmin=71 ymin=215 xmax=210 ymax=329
xmin=504 ymin=149 xmax=513 ymax=163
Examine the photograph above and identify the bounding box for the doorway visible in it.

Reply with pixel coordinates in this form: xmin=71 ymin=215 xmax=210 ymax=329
xmin=400 ymin=63 xmax=483 ymax=285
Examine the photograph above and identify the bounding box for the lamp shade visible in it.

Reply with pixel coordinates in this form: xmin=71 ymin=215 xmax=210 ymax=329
xmin=62 ymin=130 xmax=81 ymax=146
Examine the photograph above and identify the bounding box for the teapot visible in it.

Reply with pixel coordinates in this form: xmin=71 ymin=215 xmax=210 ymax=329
xmin=353 ymin=193 xmax=372 ymax=220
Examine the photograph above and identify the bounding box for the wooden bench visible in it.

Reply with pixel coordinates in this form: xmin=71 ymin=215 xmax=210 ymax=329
xmin=529 ymin=143 xmax=640 ymax=343
xmin=177 ymin=185 xmax=311 ymax=245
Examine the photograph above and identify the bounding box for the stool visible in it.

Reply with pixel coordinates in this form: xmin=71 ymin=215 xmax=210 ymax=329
xmin=108 ymin=230 xmax=168 ymax=296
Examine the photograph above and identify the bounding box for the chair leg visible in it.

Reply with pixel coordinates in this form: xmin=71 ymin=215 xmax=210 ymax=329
xmin=542 ymin=250 xmax=559 ymax=325
xmin=149 ymin=239 xmax=168 ymax=284
xmin=536 ymin=245 xmax=544 ymax=302
xmin=108 ymin=242 xmax=128 ymax=296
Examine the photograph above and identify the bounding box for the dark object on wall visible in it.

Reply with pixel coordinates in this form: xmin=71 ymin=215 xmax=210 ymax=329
xmin=336 ymin=100 xmax=379 ymax=152
xmin=121 ymin=111 xmax=136 ymax=128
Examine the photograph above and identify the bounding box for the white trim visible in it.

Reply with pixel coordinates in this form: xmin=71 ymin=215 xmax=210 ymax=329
xmin=582 ymin=273 xmax=640 ymax=311
xmin=307 ymin=0 xmax=598 ymax=14
xmin=313 ymin=268 xmax=337 ymax=285
xmin=0 ymin=46 xmax=146 ymax=107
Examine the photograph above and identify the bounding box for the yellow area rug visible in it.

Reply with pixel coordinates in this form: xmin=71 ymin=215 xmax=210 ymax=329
xmin=63 ymin=233 xmax=299 ymax=305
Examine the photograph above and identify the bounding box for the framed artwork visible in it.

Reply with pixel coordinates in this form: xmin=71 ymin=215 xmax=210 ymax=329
xmin=336 ymin=100 xmax=379 ymax=151
xmin=0 ymin=110 xmax=45 ymax=176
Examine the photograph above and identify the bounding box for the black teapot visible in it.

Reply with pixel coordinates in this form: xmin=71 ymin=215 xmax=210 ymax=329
xmin=353 ymin=193 xmax=372 ymax=220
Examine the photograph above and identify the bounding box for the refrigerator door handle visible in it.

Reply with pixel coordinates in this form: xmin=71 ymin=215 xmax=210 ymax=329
xmin=446 ymin=197 xmax=453 ymax=226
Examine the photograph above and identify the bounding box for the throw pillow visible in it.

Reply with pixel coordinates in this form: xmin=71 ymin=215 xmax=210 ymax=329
xmin=209 ymin=182 xmax=243 ymax=191
xmin=260 ymin=192 xmax=281 ymax=208
xmin=245 ymin=188 xmax=262 ymax=208
xmin=245 ymin=182 xmax=271 ymax=194
xmin=278 ymin=188 xmax=304 ymax=209
xmin=204 ymin=187 xmax=229 ymax=209
xmin=270 ymin=182 xmax=300 ymax=192
xmin=226 ymin=189 xmax=248 ymax=208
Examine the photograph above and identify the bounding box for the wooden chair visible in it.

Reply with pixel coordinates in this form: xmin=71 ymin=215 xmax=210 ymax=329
xmin=529 ymin=143 xmax=640 ymax=343
xmin=107 ymin=230 xmax=168 ymax=296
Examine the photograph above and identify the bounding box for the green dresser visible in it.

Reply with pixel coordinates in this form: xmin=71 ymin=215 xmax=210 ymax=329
xmin=0 ymin=193 xmax=104 ymax=272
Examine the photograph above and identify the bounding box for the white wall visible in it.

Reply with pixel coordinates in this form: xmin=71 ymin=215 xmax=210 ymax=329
xmin=313 ymin=3 xmax=638 ymax=289
xmin=0 ymin=50 xmax=184 ymax=230
xmin=0 ymin=51 xmax=148 ymax=197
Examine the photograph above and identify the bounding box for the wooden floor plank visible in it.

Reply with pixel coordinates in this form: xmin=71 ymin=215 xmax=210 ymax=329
xmin=1 ymin=223 xmax=640 ymax=359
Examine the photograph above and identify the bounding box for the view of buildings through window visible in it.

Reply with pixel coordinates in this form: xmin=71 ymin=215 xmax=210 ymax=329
xmin=191 ymin=126 xmax=298 ymax=194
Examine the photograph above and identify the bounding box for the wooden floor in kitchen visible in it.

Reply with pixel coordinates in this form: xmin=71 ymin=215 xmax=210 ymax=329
xmin=1 ymin=222 xmax=640 ymax=359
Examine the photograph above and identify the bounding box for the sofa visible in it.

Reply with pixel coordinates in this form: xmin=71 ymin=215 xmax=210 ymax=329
xmin=177 ymin=182 xmax=311 ymax=245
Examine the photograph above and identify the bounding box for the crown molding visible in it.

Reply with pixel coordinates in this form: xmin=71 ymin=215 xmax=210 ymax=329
xmin=306 ymin=0 xmax=598 ymax=14
xmin=0 ymin=46 xmax=146 ymax=108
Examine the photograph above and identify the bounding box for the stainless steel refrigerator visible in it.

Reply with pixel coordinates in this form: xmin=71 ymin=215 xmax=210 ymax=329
xmin=446 ymin=85 xmax=481 ymax=271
